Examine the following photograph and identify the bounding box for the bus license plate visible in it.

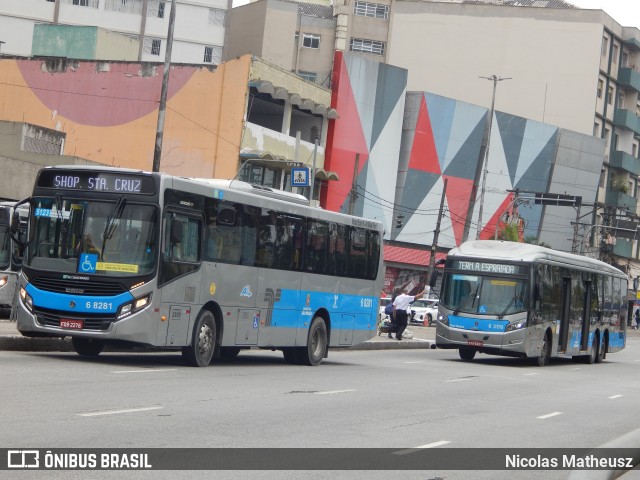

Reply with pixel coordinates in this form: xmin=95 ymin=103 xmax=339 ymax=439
xmin=468 ymin=339 xmax=483 ymax=347
xmin=60 ymin=319 xmax=83 ymax=329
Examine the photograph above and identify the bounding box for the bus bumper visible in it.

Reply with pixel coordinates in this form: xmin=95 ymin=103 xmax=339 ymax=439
xmin=435 ymin=322 xmax=529 ymax=357
xmin=16 ymin=302 xmax=160 ymax=346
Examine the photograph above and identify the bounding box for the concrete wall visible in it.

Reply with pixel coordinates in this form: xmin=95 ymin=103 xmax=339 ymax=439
xmin=0 ymin=121 xmax=102 ymax=200
xmin=387 ymin=2 xmax=605 ymax=136
xmin=539 ymin=130 xmax=606 ymax=249
xmin=224 ymin=1 xmax=269 ymax=63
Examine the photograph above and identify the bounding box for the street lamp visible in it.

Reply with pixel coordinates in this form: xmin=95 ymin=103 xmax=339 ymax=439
xmin=476 ymin=74 xmax=511 ymax=240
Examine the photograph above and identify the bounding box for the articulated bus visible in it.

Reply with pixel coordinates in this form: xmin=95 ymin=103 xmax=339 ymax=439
xmin=436 ymin=240 xmax=627 ymax=366
xmin=0 ymin=201 xmax=28 ymax=318
xmin=16 ymin=166 xmax=384 ymax=366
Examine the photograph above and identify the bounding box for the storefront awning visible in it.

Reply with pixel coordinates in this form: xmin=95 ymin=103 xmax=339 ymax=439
xmin=384 ymin=245 xmax=447 ymax=268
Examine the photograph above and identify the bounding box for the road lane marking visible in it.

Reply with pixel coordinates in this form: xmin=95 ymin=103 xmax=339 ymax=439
xmin=537 ymin=412 xmax=562 ymax=419
xmin=445 ymin=378 xmax=473 ymax=383
xmin=393 ymin=441 xmax=451 ymax=455
xmin=523 ymin=373 xmax=539 ymax=376
xmin=569 ymin=367 xmax=581 ymax=371
xmin=403 ymin=361 xmax=423 ymax=364
xmin=314 ymin=389 xmax=356 ymax=395
xmin=609 ymin=395 xmax=623 ymax=399
xmin=78 ymin=406 xmax=164 ymax=417
xmin=112 ymin=369 xmax=177 ymax=374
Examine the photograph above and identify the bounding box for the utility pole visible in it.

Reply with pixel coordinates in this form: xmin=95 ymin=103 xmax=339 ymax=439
xmin=152 ymin=0 xmax=177 ymax=173
xmin=347 ymin=153 xmax=359 ymax=216
xmin=477 ymin=75 xmax=511 ymax=239
xmin=571 ymin=204 xmax=581 ymax=253
xmin=428 ymin=178 xmax=448 ymax=280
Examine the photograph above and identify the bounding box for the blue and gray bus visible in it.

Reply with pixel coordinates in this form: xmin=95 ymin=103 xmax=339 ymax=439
xmin=436 ymin=240 xmax=627 ymax=366
xmin=16 ymin=166 xmax=384 ymax=366
xmin=0 ymin=201 xmax=28 ymax=318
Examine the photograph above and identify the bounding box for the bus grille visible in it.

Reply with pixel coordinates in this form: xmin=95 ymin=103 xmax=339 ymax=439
xmin=31 ymin=277 xmax=127 ymax=296
xmin=34 ymin=308 xmax=116 ymax=331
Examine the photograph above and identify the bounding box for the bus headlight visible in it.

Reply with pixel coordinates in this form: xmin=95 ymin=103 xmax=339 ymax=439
xmin=20 ymin=287 xmax=33 ymax=311
xmin=0 ymin=276 xmax=7 ymax=288
xmin=117 ymin=294 xmax=152 ymax=320
xmin=438 ymin=313 xmax=448 ymax=326
xmin=505 ymin=320 xmax=527 ymax=332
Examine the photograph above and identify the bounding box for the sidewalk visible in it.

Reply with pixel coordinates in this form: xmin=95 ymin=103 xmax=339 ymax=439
xmin=0 ymin=319 xmax=436 ymax=352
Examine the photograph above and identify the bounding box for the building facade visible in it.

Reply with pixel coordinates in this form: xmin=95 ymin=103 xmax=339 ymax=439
xmin=0 ymin=55 xmax=337 ymax=198
xmin=0 ymin=0 xmax=229 ymax=64
xmin=386 ymin=1 xmax=640 ymax=274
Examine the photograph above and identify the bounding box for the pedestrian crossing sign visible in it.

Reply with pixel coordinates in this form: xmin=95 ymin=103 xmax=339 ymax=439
xmin=291 ymin=167 xmax=310 ymax=187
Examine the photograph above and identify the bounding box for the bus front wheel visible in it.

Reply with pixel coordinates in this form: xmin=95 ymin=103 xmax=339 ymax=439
xmin=459 ymin=348 xmax=475 ymax=361
xmin=536 ymin=333 xmax=550 ymax=367
xmin=183 ymin=310 xmax=216 ymax=367
xmin=72 ymin=337 xmax=105 ymax=357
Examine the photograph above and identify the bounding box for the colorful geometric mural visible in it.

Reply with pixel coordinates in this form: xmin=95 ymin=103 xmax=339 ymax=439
xmin=323 ymin=52 xmax=407 ymax=236
xmin=324 ymin=50 xmax=603 ymax=254
xmin=397 ymin=92 xmax=560 ymax=248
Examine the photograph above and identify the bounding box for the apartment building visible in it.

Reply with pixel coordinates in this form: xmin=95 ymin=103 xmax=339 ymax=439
xmin=224 ymin=0 xmax=336 ymax=87
xmin=385 ymin=1 xmax=640 ymax=274
xmin=0 ymin=0 xmax=230 ymax=64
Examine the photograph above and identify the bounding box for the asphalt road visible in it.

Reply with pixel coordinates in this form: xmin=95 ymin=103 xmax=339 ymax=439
xmin=4 ymin=337 xmax=640 ymax=480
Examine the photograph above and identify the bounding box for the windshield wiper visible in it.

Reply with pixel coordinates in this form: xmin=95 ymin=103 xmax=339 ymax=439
xmin=100 ymin=197 xmax=126 ymax=260
xmin=498 ymin=296 xmax=516 ymax=319
xmin=453 ymin=284 xmax=479 ymax=316
xmin=104 ymin=197 xmax=126 ymax=240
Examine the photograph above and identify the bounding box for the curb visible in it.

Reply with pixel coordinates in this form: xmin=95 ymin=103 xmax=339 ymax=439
xmin=0 ymin=334 xmax=435 ymax=352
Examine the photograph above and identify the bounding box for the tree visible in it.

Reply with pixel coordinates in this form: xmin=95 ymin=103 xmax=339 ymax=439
xmin=524 ymin=235 xmax=551 ymax=248
xmin=498 ymin=224 xmax=520 ymax=242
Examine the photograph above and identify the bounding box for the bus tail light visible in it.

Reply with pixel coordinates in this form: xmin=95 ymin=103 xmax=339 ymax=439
xmin=117 ymin=294 xmax=152 ymax=320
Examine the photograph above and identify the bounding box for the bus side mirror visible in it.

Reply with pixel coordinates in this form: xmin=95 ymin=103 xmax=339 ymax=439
xmin=429 ymin=270 xmax=438 ymax=288
xmin=10 ymin=211 xmax=20 ymax=236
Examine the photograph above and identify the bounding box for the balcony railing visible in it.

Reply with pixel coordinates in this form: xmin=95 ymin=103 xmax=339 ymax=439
xmin=605 ymin=189 xmax=637 ymax=212
xmin=609 ymin=150 xmax=640 ymax=177
xmin=613 ymin=108 xmax=640 ymax=136
xmin=618 ymin=67 xmax=640 ymax=93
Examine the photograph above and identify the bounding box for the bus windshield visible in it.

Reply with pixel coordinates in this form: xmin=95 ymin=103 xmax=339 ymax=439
xmin=443 ymin=273 xmax=528 ymax=316
xmin=0 ymin=224 xmax=10 ymax=270
xmin=26 ymin=197 xmax=158 ymax=276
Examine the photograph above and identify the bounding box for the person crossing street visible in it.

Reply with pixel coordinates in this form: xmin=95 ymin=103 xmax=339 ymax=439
xmin=392 ymin=286 xmax=429 ymax=341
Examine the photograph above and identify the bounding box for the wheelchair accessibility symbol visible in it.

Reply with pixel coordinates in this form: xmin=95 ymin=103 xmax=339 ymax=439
xmin=78 ymin=253 xmax=98 ymax=274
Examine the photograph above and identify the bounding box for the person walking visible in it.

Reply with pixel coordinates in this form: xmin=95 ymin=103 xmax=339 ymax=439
xmin=392 ymin=286 xmax=428 ymax=341
xmin=635 ymin=308 xmax=640 ymax=330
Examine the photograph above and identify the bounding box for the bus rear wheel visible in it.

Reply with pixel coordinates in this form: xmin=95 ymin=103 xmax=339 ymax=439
xmin=183 ymin=310 xmax=216 ymax=367
xmin=301 ymin=317 xmax=328 ymax=366
xmin=585 ymin=334 xmax=599 ymax=365
xmin=596 ymin=335 xmax=607 ymax=363
xmin=459 ymin=348 xmax=476 ymax=361
xmin=72 ymin=337 xmax=105 ymax=357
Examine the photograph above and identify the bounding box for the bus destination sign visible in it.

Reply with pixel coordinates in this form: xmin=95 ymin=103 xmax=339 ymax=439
xmin=454 ymin=260 xmax=526 ymax=275
xmin=37 ymin=171 xmax=155 ymax=195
